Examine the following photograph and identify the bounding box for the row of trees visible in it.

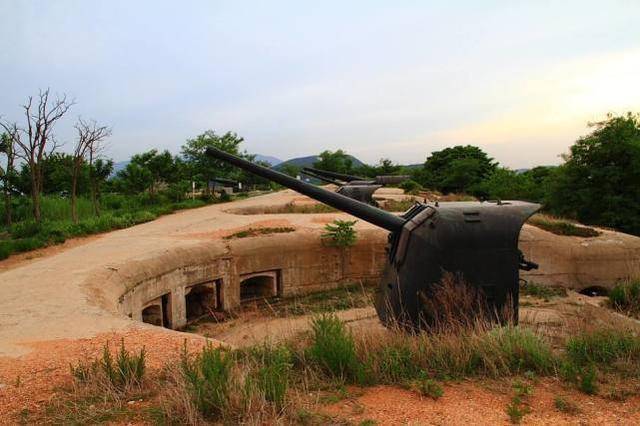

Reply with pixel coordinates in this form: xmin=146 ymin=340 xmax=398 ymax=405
xmin=0 ymin=90 xmax=273 ymax=229
xmin=291 ymin=114 xmax=640 ymax=236
xmin=1 ymin=90 xmax=111 ymax=225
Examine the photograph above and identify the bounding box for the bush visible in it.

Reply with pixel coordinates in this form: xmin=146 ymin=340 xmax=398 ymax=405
xmin=398 ymin=179 xmax=422 ymax=194
xmin=0 ymin=241 xmax=12 ymax=260
xmin=565 ymin=329 xmax=640 ymax=366
xmin=321 ymin=220 xmax=357 ymax=247
xmin=410 ymin=373 xmax=443 ymax=399
xmin=181 ymin=343 xmax=233 ymax=419
xmin=249 ymin=345 xmax=293 ymax=408
xmin=70 ymin=339 xmax=146 ymax=391
xmin=608 ymin=280 xmax=640 ymax=316
xmin=307 ymin=314 xmax=364 ymax=383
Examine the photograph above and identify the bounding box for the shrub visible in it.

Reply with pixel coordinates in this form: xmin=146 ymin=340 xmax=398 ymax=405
xmin=0 ymin=241 xmax=13 ymax=260
xmin=520 ymin=282 xmax=567 ymax=300
xmin=70 ymin=340 xmax=146 ymax=391
xmin=399 ymin=179 xmax=422 ymax=194
xmin=565 ymin=329 xmax=640 ymax=366
xmin=410 ymin=373 xmax=443 ymax=399
xmin=554 ymin=395 xmax=579 ymax=414
xmin=181 ymin=343 xmax=233 ymax=419
xmin=307 ymin=314 xmax=364 ymax=383
xmin=608 ymin=280 xmax=640 ymax=316
xmin=376 ymin=345 xmax=417 ymax=383
xmin=250 ymin=345 xmax=293 ymax=408
xmin=321 ymin=220 xmax=357 ymax=247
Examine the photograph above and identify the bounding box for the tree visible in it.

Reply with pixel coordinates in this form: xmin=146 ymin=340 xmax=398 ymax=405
xmin=419 ymin=145 xmax=497 ymax=194
xmin=547 ymin=113 xmax=640 ymax=235
xmin=375 ymin=158 xmax=400 ymax=175
xmin=1 ymin=89 xmax=74 ymax=223
xmin=0 ymin=131 xmax=17 ymax=226
xmin=71 ymin=118 xmax=111 ymax=222
xmin=89 ymin=159 xmax=113 ymax=214
xmin=280 ymin=163 xmax=301 ymax=178
xmin=117 ymin=149 xmax=176 ymax=195
xmin=313 ymin=150 xmax=353 ymax=174
xmin=181 ymin=130 xmax=245 ymax=195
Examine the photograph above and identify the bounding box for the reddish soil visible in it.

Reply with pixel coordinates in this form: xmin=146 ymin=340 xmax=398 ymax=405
xmin=323 ymin=382 xmax=640 ymax=425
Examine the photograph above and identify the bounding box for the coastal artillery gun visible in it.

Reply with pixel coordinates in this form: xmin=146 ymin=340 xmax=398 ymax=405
xmin=301 ymin=168 xmax=382 ymax=205
xmin=303 ymin=166 xmax=410 ymax=186
xmin=206 ymin=147 xmax=540 ymax=330
xmin=301 ymin=167 xmax=410 ymax=206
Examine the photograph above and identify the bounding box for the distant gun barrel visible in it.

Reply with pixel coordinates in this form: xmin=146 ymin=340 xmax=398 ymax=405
xmin=300 ymin=169 xmax=344 ymax=186
xmin=302 ymin=167 xmax=367 ymax=182
xmin=206 ymin=148 xmax=405 ymax=232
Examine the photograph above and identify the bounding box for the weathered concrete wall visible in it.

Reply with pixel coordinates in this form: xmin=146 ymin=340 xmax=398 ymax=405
xmin=520 ymin=224 xmax=640 ymax=290
xmin=114 ymin=228 xmax=387 ymax=330
xmin=107 ymin=220 xmax=640 ymax=331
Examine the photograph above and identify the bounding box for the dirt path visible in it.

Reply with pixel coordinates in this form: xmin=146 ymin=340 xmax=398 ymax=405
xmin=0 ymin=190 xmax=373 ymax=357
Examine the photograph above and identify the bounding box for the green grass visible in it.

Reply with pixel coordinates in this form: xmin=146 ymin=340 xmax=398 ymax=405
xmin=520 ymin=282 xmax=567 ymax=300
xmin=307 ymin=314 xmax=365 ymax=384
xmin=608 ymin=280 xmax=640 ymax=317
xmin=44 ymin=319 xmax=640 ymax=424
xmin=528 ymin=215 xmax=600 ymax=238
xmin=223 ymin=226 xmax=295 ymax=239
xmin=180 ymin=343 xmax=233 ymax=419
xmin=0 ymin=195 xmax=218 ymax=260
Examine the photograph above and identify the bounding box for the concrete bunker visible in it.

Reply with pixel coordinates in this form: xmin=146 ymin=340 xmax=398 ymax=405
xmin=240 ymin=270 xmax=280 ymax=302
xmin=185 ymin=281 xmax=222 ymax=322
xmin=141 ymin=304 xmax=162 ymax=326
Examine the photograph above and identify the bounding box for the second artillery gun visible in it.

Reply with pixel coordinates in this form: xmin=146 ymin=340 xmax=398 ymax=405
xmin=301 ymin=167 xmax=411 ymax=206
xmin=207 ymin=147 xmax=539 ymax=330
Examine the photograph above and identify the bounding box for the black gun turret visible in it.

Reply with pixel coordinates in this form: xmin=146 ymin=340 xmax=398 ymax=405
xmin=206 ymin=147 xmax=539 ymax=330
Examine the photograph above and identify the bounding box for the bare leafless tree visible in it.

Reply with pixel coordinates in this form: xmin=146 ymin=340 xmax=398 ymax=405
xmin=71 ymin=118 xmax=111 ymax=223
xmin=0 ymin=125 xmax=18 ymax=226
xmin=1 ymin=89 xmax=74 ymax=223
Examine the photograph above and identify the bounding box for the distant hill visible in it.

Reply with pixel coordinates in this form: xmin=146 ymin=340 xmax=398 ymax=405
xmin=254 ymin=154 xmax=282 ymax=166
xmin=274 ymin=154 xmax=364 ymax=171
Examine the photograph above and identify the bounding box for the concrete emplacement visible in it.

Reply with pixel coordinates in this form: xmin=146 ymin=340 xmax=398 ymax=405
xmin=1 ymin=188 xmax=639 ymax=357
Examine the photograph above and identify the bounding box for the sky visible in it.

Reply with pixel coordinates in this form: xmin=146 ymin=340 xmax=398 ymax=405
xmin=1 ymin=1 xmax=639 ymax=168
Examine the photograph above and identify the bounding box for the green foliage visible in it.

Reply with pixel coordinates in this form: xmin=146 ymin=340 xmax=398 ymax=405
xmin=520 ymin=282 xmax=567 ymax=300
xmin=223 ymin=226 xmax=295 ymax=239
xmin=410 ymin=372 xmax=443 ymax=399
xmin=70 ymin=340 xmax=146 ymax=390
xmin=417 ymin=145 xmax=497 ymax=194
xmin=321 ymin=219 xmax=357 ymax=247
xmin=313 ymin=150 xmax=354 ymax=174
xmin=554 ymin=396 xmax=579 ymax=414
xmin=528 ymin=215 xmax=600 ymax=237
xmin=547 ymin=113 xmax=640 ymax=236
xmin=608 ymin=280 xmax=640 ymax=316
xmin=181 ymin=343 xmax=233 ymax=419
xmin=181 ymin=130 xmax=246 ymax=190
xmin=377 ymin=345 xmax=417 ymax=383
xmin=398 ymin=179 xmax=422 ymax=194
xmin=565 ymin=329 xmax=640 ymax=366
xmin=307 ymin=314 xmax=364 ymax=383
xmin=249 ymin=345 xmax=293 ymax=407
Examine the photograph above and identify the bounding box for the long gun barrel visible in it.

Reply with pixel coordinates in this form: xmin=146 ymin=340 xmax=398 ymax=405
xmin=206 ymin=148 xmax=405 ymax=232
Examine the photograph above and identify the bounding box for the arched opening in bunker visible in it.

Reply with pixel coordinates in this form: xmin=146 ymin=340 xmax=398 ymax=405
xmin=240 ymin=274 xmax=278 ymax=302
xmin=141 ymin=304 xmax=163 ymax=326
xmin=185 ymin=283 xmax=218 ymax=323
xmin=579 ymin=286 xmax=609 ymax=297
